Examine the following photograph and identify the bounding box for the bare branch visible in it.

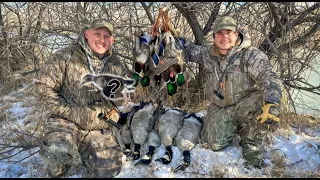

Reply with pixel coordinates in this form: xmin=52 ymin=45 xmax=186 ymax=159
xmin=173 ymin=3 xmax=203 ymax=45
xmin=140 ymin=2 xmax=154 ymax=25
xmin=289 ymin=3 xmax=320 ymax=28
xmin=279 ymin=21 xmax=320 ymax=51
xmin=203 ymin=2 xmax=221 ymax=36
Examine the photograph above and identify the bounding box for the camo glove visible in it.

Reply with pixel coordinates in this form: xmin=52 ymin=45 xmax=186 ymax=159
xmin=97 ymin=107 xmax=120 ymax=123
xmin=257 ymin=102 xmax=280 ymax=124
xmin=176 ymin=37 xmax=186 ymax=48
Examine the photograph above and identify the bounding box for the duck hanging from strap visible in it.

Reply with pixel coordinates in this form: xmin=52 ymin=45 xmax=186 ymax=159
xmin=160 ymin=63 xmax=185 ymax=105
xmin=155 ymin=31 xmax=186 ymax=103
xmin=148 ymin=35 xmax=186 ymax=105
xmin=132 ymin=6 xmax=187 ymax=104
xmin=162 ymin=31 xmax=178 ymax=58
xmin=132 ymin=31 xmax=153 ymax=88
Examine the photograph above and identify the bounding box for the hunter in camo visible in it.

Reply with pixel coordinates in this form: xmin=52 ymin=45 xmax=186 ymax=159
xmin=180 ymin=16 xmax=282 ymax=167
xmin=34 ymin=19 xmax=129 ymax=177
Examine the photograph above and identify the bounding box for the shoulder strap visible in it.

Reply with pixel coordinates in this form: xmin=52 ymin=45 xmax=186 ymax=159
xmin=240 ymin=48 xmax=248 ymax=73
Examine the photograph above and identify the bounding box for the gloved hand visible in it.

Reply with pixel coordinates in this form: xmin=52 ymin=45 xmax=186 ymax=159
xmin=176 ymin=36 xmax=186 ymax=47
xmin=256 ymin=102 xmax=280 ymax=124
xmin=171 ymin=29 xmax=180 ymax=38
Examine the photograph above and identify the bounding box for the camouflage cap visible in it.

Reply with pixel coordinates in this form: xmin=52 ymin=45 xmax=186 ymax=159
xmin=90 ymin=18 xmax=114 ymax=36
xmin=212 ymin=16 xmax=237 ymax=33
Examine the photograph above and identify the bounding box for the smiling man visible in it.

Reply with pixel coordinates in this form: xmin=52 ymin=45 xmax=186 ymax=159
xmin=85 ymin=19 xmax=114 ymax=57
xmin=177 ymin=16 xmax=282 ymax=168
xmin=34 ymin=19 xmax=130 ymax=177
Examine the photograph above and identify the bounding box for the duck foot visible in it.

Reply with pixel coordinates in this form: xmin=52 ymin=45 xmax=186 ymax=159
xmin=155 ymin=145 xmax=173 ymax=165
xmin=123 ymin=143 xmax=132 ymax=156
xmin=134 ymin=154 xmax=152 ymax=166
xmin=134 ymin=145 xmax=156 ymax=165
xmin=174 ymin=162 xmax=190 ymax=172
xmin=174 ymin=150 xmax=191 ymax=172
xmin=130 ymin=143 xmax=141 ymax=160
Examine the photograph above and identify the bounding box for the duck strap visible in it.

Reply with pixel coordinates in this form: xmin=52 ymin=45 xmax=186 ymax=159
xmin=151 ymin=7 xmax=163 ymax=36
xmin=239 ymin=48 xmax=248 ymax=73
xmin=163 ymin=9 xmax=171 ymax=33
xmin=151 ymin=7 xmax=174 ymax=36
xmin=127 ymin=105 xmax=142 ymax=130
xmin=147 ymin=99 xmax=163 ymax=132
xmin=215 ymin=48 xmax=248 ymax=100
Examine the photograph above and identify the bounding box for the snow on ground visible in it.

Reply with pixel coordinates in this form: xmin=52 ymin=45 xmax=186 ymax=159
xmin=0 ymin=87 xmax=319 ymax=178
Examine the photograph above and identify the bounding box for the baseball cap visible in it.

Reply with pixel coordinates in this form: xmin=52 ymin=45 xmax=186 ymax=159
xmin=212 ymin=16 xmax=237 ymax=33
xmin=90 ymin=18 xmax=114 ymax=36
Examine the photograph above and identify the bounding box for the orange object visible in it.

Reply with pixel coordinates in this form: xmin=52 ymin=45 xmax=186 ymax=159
xmin=151 ymin=8 xmax=163 ymax=36
xmin=151 ymin=7 xmax=173 ymax=36
xmin=163 ymin=9 xmax=171 ymax=32
xmin=220 ymin=82 xmax=224 ymax=89
xmin=105 ymin=108 xmax=118 ymax=119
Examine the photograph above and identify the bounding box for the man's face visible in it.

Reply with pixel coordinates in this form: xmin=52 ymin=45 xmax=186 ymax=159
xmin=85 ymin=27 xmax=114 ymax=56
xmin=214 ymin=29 xmax=239 ymax=52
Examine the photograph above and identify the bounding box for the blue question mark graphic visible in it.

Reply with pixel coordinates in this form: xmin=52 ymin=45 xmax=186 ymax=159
xmin=107 ymin=79 xmax=121 ymax=99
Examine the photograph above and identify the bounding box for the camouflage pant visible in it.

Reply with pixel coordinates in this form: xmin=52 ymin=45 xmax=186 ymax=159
xmin=39 ymin=117 xmax=123 ymax=178
xmin=201 ymin=91 xmax=270 ymax=167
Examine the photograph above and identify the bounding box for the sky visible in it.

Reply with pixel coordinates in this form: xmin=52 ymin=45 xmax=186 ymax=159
xmin=0 ymin=84 xmax=319 ymax=178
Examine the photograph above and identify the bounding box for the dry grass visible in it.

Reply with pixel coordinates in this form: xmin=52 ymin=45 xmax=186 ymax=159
xmin=130 ymin=80 xmax=206 ymax=113
xmin=280 ymin=111 xmax=320 ymax=135
xmin=0 ymin=78 xmax=23 ymax=96
xmin=269 ymin=150 xmax=289 ymax=177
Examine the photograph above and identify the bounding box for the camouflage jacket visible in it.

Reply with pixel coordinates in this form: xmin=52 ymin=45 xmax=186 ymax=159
xmin=34 ymin=29 xmax=128 ymax=130
xmin=183 ymin=29 xmax=282 ymax=107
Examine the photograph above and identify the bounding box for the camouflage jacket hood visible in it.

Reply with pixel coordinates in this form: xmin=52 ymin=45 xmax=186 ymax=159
xmin=78 ymin=28 xmax=112 ymax=70
xmin=34 ymin=29 xmax=128 ymax=130
xmin=183 ymin=29 xmax=282 ymax=107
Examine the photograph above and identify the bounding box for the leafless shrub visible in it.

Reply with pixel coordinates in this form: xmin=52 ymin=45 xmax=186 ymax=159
xmin=0 ymin=3 xmax=319 ymax=176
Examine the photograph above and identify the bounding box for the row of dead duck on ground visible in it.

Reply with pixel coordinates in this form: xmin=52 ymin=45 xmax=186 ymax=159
xmin=112 ymin=100 xmax=204 ymax=172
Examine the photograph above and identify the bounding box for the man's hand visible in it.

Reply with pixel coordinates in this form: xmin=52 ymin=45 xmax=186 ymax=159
xmin=176 ymin=37 xmax=186 ymax=48
xmin=97 ymin=108 xmax=122 ymax=129
xmin=257 ymin=102 xmax=280 ymax=124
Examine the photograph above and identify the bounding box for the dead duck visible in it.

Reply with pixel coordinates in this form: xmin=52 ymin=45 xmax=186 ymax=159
xmin=173 ymin=112 xmax=204 ymax=172
xmin=155 ymin=108 xmax=186 ymax=165
xmin=129 ymin=101 xmax=155 ymax=160
xmin=134 ymin=31 xmax=153 ymax=65
xmin=134 ymin=100 xmax=163 ymax=165
xmin=134 ymin=129 xmax=161 ymax=166
xmin=133 ymin=32 xmax=153 ymax=87
xmin=116 ymin=104 xmax=140 ymax=158
xmin=162 ymin=31 xmax=177 ymax=58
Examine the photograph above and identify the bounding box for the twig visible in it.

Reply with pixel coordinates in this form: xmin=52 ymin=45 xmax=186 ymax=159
xmin=13 ymin=149 xmax=40 ymax=164
xmin=0 ymin=147 xmax=30 ymax=161
xmin=0 ymin=147 xmax=16 ymax=155
xmin=0 ymin=143 xmax=39 ymax=149
xmin=300 ymin=138 xmax=320 ymax=155
xmin=287 ymin=159 xmax=303 ymax=167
